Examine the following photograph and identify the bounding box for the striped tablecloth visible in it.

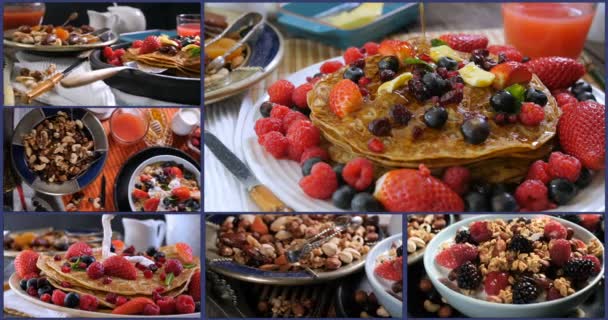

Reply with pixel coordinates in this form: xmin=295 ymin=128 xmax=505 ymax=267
xmin=203 ymin=28 xmax=598 ymax=211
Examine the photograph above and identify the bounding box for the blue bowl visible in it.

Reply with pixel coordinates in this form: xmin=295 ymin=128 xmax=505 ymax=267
xmin=277 ymin=2 xmax=419 ymax=49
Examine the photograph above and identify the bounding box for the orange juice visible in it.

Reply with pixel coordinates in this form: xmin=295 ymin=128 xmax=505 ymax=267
xmin=3 ymin=4 xmax=45 ymax=30
xmin=502 ymin=3 xmax=595 ymax=58
xmin=110 ymin=109 xmax=149 ymax=144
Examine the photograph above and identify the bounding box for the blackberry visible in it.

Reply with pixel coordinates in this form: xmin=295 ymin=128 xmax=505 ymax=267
xmin=407 ymin=78 xmax=430 ymax=102
xmin=557 ymin=214 xmax=581 ymax=225
xmin=507 ymin=234 xmax=533 ymax=253
xmin=456 ymin=261 xmax=481 ymax=289
xmin=563 ymin=258 xmax=594 ymax=280
xmin=455 ymin=230 xmax=475 ymax=244
xmin=512 ymin=277 xmax=539 ymax=304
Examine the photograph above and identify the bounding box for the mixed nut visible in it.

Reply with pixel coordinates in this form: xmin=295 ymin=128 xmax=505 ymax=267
xmin=407 ymin=214 xmax=449 ymax=255
xmin=216 ymin=214 xmax=379 ymax=271
xmin=15 ymin=65 xmax=57 ymax=89
xmin=10 ymin=24 xmax=96 ymax=46
xmin=3 ymin=229 xmax=98 ymax=252
xmin=22 ymin=111 xmax=95 ymax=183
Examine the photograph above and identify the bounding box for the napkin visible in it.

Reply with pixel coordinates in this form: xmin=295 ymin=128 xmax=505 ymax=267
xmin=4 ymin=290 xmax=69 ymax=318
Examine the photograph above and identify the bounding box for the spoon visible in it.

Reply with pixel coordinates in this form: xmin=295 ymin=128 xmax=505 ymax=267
xmin=61 ymin=61 xmax=167 ymax=88
xmin=62 ymin=12 xmax=78 ymax=27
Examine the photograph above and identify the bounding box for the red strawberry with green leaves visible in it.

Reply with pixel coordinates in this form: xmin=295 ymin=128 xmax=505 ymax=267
xmin=526 ymin=57 xmax=585 ymax=90
xmin=438 ymin=33 xmax=488 ymax=53
xmin=557 ymin=101 xmax=605 ymax=170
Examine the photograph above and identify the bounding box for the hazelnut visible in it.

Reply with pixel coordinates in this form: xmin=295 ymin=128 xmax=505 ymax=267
xmin=292 ymin=303 xmax=305 ymax=317
xmin=365 ymin=232 xmax=379 ymax=242
xmin=354 ymin=290 xmax=368 ymax=305
xmin=438 ymin=305 xmax=453 ymax=318
xmin=259 ymin=234 xmax=274 ymax=244
xmin=325 ymin=256 xmax=342 ymax=270
xmin=419 ymin=278 xmax=433 ymax=292
xmin=257 ymin=301 xmax=269 ymax=312
xmin=433 ymin=218 xmax=446 ymax=229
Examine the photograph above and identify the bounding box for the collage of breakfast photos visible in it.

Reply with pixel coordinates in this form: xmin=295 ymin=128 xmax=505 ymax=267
xmin=0 ymin=1 xmax=606 ymax=319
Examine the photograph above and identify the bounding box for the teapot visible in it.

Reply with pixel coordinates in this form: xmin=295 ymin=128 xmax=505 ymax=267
xmin=87 ymin=4 xmax=146 ymax=35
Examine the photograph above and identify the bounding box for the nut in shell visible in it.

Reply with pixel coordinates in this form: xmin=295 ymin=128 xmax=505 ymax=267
xmin=321 ymin=242 xmax=338 ymax=257
xmin=338 ymin=250 xmax=353 ymax=264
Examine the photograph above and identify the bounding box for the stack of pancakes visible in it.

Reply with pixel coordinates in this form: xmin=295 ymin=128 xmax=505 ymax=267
xmin=124 ymin=47 xmax=201 ymax=78
xmin=308 ymin=44 xmax=560 ymax=183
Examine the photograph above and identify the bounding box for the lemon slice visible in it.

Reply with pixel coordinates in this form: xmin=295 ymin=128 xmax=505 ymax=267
xmin=377 ymin=72 xmax=413 ymax=94
xmin=458 ymin=62 xmax=495 ymax=88
xmin=430 ymin=45 xmax=463 ymax=62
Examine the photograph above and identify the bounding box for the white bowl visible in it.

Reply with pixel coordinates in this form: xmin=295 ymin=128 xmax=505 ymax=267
xmin=127 ymin=155 xmax=201 ymax=211
xmin=423 ymin=214 xmax=604 ymax=318
xmin=365 ymin=233 xmax=403 ymax=318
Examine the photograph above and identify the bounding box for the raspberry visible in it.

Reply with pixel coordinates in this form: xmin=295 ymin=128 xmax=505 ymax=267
xmin=469 ymin=221 xmax=492 ymax=243
xmin=582 ymin=255 xmax=602 ymax=274
xmin=79 ymin=294 xmax=99 ymax=311
xmin=86 ymin=262 xmax=104 ymax=280
xmin=52 ymin=290 xmax=66 ymax=306
xmin=292 ymin=83 xmax=313 ymax=109
xmin=287 ymin=143 xmax=306 ymax=161
xmin=286 ymin=120 xmax=321 ymax=154
xmin=363 ymin=42 xmax=380 ymax=55
xmin=435 ymin=243 xmax=478 ymax=269
xmin=103 ymin=47 xmax=114 ymax=59
xmin=102 ymin=277 xmax=112 ymax=285
xmin=268 ymin=80 xmax=295 ymax=106
xmin=143 ymin=269 xmax=153 ymax=279
xmin=299 ymin=146 xmax=329 ymax=165
xmin=484 ymin=271 xmax=509 ymax=295
xmin=456 ymin=261 xmax=481 ymax=289
xmin=175 ymin=295 xmax=196 ymax=314
xmin=544 ymin=220 xmax=567 ymax=239
xmin=41 ymin=293 xmax=51 ymax=303
xmin=320 ymin=60 xmax=344 ymax=74
xmin=555 ymin=92 xmax=578 ymax=107
xmin=132 ymin=40 xmax=143 ymax=48
xmin=157 ymin=296 xmax=177 ymax=314
xmin=441 ymin=166 xmax=471 ymax=195
xmin=514 ymin=179 xmax=550 ymax=211
xmin=358 ymin=77 xmax=371 ymax=87
xmin=165 ymin=259 xmax=183 ymax=277
xmin=298 ymin=162 xmax=338 ymax=199
xmin=260 ymin=131 xmax=288 ymax=158
xmin=143 ymin=303 xmax=160 ymax=315
xmin=512 ymin=277 xmax=539 ymax=304
xmin=105 ymin=293 xmax=118 ymax=304
xmin=281 ymin=111 xmax=308 ymax=132
xmin=269 ymin=104 xmax=291 ymax=120
xmin=564 ymin=258 xmax=595 ymax=280
xmin=342 ymin=158 xmax=374 ymax=191
xmin=27 ymin=286 xmax=38 ymax=296
xmin=115 ymin=296 xmax=128 ymax=306
xmin=61 ymin=265 xmax=71 ymax=273
xmin=254 ymin=117 xmax=283 ymax=138
xmin=139 ymin=36 xmax=161 ymax=54
xmin=519 ymin=102 xmax=545 ymax=126
xmin=343 ymin=47 xmax=364 ymax=65
xmin=547 ymin=152 xmax=581 ymax=182
xmin=549 ymin=238 xmax=571 ymax=267
xmin=526 ymin=160 xmax=551 ymax=184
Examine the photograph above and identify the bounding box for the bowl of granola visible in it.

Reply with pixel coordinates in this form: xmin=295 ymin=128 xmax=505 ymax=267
xmin=365 ymin=233 xmax=403 ymax=318
xmin=407 ymin=214 xmax=453 ymax=265
xmin=423 ymin=214 xmax=604 ymax=317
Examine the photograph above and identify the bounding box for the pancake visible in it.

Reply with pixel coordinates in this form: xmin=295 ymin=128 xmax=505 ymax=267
xmin=123 ymin=48 xmax=201 ymax=77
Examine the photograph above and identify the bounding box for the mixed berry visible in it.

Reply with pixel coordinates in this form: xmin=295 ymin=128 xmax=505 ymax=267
xmin=374 ymin=241 xmax=403 ymax=303
xmin=434 ymin=217 xmax=603 ymax=304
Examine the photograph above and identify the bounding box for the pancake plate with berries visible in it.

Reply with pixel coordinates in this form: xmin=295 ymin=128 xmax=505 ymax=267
xmin=307 ymin=49 xmax=561 ymax=175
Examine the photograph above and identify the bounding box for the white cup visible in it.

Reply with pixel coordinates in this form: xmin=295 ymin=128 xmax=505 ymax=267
xmin=171 ymin=108 xmax=200 ymax=136
xmin=122 ymin=218 xmax=166 ymax=252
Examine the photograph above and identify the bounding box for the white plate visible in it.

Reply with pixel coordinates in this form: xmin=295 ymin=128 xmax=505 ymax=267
xmin=236 ymin=57 xmax=605 ymax=212
xmin=8 ymin=273 xmax=200 ymax=318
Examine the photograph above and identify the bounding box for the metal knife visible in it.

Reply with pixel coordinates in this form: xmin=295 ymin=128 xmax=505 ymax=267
xmin=99 ymin=175 xmax=106 ymax=210
xmin=204 ymin=130 xmax=292 ymax=212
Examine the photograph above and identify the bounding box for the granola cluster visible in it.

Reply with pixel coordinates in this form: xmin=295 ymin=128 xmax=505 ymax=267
xmin=407 ymin=215 xmax=448 ymax=255
xmin=436 ymin=216 xmax=604 ymax=304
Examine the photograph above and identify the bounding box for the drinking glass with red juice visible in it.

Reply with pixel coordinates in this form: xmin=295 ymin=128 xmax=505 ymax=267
xmin=4 ymin=3 xmax=45 ymax=30
xmin=502 ymin=3 xmax=595 ymax=59
xmin=176 ymin=14 xmax=201 ymax=37
xmin=110 ymin=108 xmax=149 ymax=145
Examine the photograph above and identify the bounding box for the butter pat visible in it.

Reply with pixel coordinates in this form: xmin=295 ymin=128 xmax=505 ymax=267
xmin=430 ymin=45 xmax=463 ymax=62
xmin=377 ymin=72 xmax=413 ymax=94
xmin=458 ymin=62 xmax=495 ymax=88
xmin=325 ymin=3 xmax=384 ymax=30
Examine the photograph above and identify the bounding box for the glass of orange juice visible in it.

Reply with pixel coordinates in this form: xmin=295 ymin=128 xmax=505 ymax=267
xmin=109 ymin=108 xmax=149 ymax=145
xmin=176 ymin=14 xmax=201 ymax=37
xmin=502 ymin=3 xmax=595 ymax=59
xmin=4 ymin=2 xmax=46 ymax=30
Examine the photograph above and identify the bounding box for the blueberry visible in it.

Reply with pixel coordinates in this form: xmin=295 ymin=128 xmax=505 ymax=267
xmin=333 ymin=164 xmax=346 ymax=185
xmin=437 ymin=56 xmax=458 ymax=71
xmin=368 ymin=117 xmax=392 ymax=136
xmin=343 ymin=66 xmax=364 ymax=83
xmin=470 ymin=181 xmax=493 ymax=198
xmin=465 ymin=192 xmax=490 ymax=211
xmin=146 ymin=247 xmax=158 ymax=257
xmin=490 ymin=90 xmax=518 ymax=113
xmin=20 ymin=279 xmax=27 ymax=290
xmin=332 ymin=185 xmax=357 ymax=209
xmin=38 ymin=285 xmax=53 ymax=297
xmin=461 ymin=117 xmax=490 ymax=144
xmin=491 ymin=192 xmax=518 ymax=212
xmin=576 ymin=91 xmax=596 ymax=101
xmin=575 ymin=168 xmax=592 ymax=189
xmin=27 ymin=278 xmax=38 ymax=290
xmin=80 ymin=255 xmax=95 ymax=266
xmin=260 ymin=101 xmax=273 ymax=117
xmin=548 ymin=178 xmax=577 ymax=205
xmin=69 ymin=256 xmax=79 ymax=263
xmin=390 ymin=104 xmax=412 ymax=126
xmin=153 ymin=251 xmax=165 ymax=260
xmin=351 ymin=193 xmax=383 ymax=212
xmin=424 ymin=106 xmax=448 ymax=128
xmin=36 ymin=277 xmax=49 ymax=288
xmin=301 ymin=157 xmax=323 ymax=176
xmin=379 ymin=69 xmax=396 ymax=82
xmin=195 ymin=301 xmax=201 ymax=312
xmin=571 ymin=81 xmax=592 ymax=95
xmin=377 ymin=56 xmax=399 ymax=73
xmin=491 ymin=183 xmax=510 ymax=196
xmin=524 ymin=88 xmax=548 ymax=106
xmin=110 ymin=244 xmax=115 ymax=253
xmin=64 ymin=292 xmax=80 ymax=308
xmin=422 ymin=73 xmax=448 ymax=96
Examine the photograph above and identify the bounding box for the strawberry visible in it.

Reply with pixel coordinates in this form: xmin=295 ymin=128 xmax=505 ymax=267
xmin=436 ymin=243 xmax=478 ymax=269
xmin=175 ymin=243 xmax=194 ymax=264
xmin=138 ymin=36 xmax=161 ymax=55
xmin=343 ymin=47 xmax=364 ymax=65
xmin=169 ymin=167 xmax=183 ymax=178
xmin=558 ymin=101 xmax=605 ymax=170
xmin=377 ymin=39 xmax=415 ymax=61
xmin=374 ymin=256 xmax=402 ymax=281
xmin=525 ymin=57 xmax=585 ymax=90
xmin=490 ymin=62 xmax=532 ymax=89
xmin=143 ymin=198 xmax=161 ymax=211
xmin=132 ymin=188 xmax=149 ymax=199
xmin=374 ymin=165 xmax=464 ymax=212
xmin=438 ymin=33 xmax=488 ymax=53
xmin=14 ymin=250 xmax=40 ymax=278
xmin=319 ymin=60 xmax=344 ymax=74
xmin=188 ymin=270 xmax=200 ymax=302
xmin=487 ymin=45 xmax=523 ymax=62
xmin=544 ymin=220 xmax=567 ymax=239
xmin=329 ymin=79 xmax=363 ymax=118
xmin=172 ymin=187 xmax=191 ymax=201
xmin=103 ymin=255 xmax=137 ymax=280
xmin=484 ymin=271 xmax=509 ymax=295
xmin=268 ymin=80 xmax=295 ymax=106
xmin=469 ymin=221 xmax=492 ymax=243
xmin=65 ymin=241 xmax=92 ymax=259
xmin=111 ymin=297 xmax=155 ymax=314
xmin=549 ymin=239 xmax=571 ymax=267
